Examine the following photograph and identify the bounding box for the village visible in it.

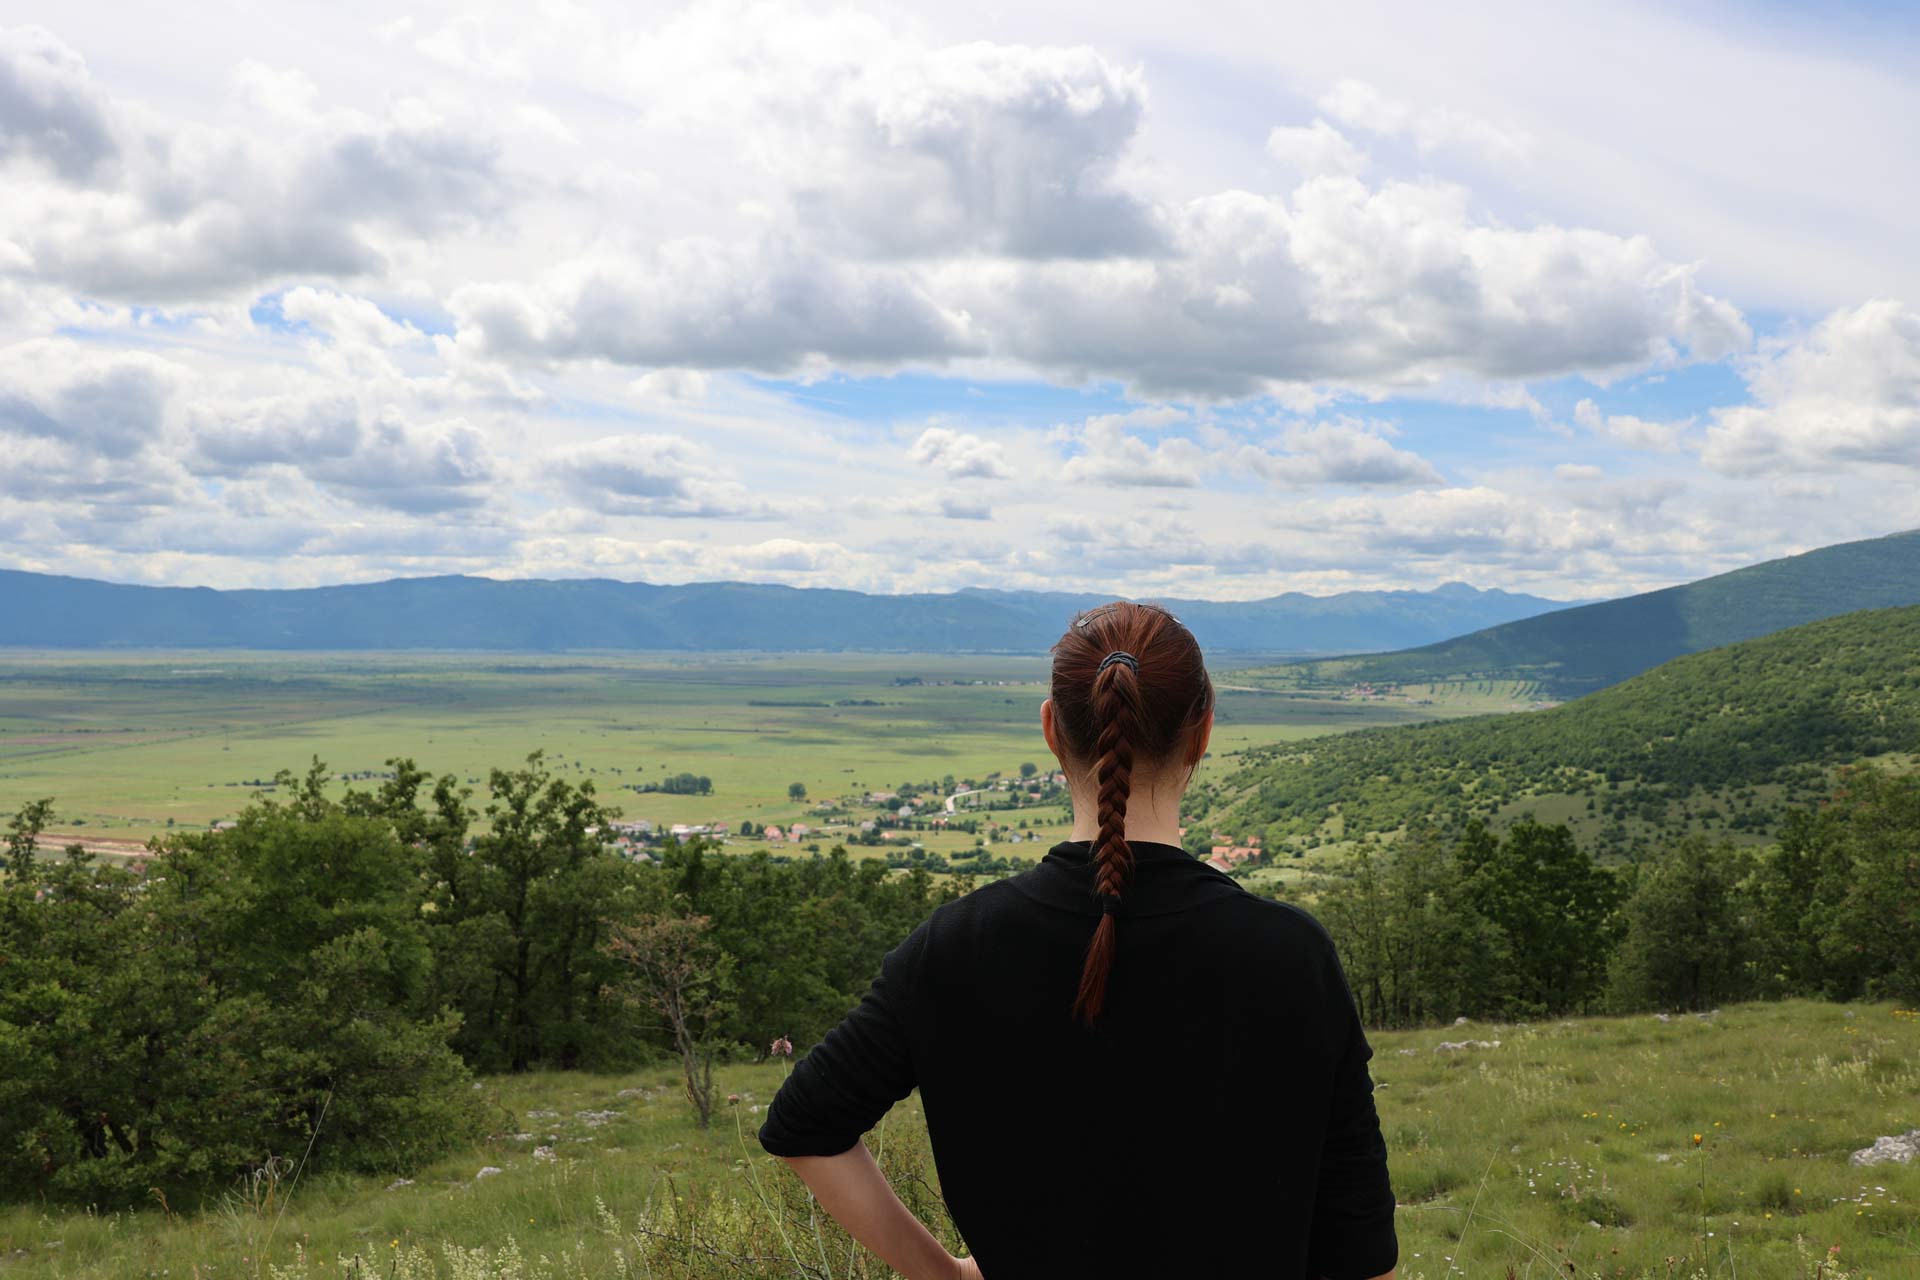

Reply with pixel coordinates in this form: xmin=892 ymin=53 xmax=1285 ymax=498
xmin=595 ymin=761 xmax=1271 ymax=879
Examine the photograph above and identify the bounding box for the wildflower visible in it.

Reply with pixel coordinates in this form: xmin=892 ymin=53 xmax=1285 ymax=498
xmin=1692 ymin=1133 xmax=1704 ymax=1146
xmin=727 ymin=1092 xmax=741 ymax=1104
xmin=770 ymin=1035 xmax=793 ymax=1057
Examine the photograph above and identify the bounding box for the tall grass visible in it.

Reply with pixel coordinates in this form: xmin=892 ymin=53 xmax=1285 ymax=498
xmin=3 ymin=1001 xmax=1915 ymax=1278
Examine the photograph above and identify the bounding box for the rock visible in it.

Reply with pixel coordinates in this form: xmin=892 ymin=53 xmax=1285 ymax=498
xmin=1850 ymin=1130 xmax=1920 ymax=1167
xmin=1453 ymin=1016 xmax=1470 ymax=1026
xmin=1435 ymin=1039 xmax=1501 ymax=1053
xmin=1655 ymin=1013 xmax=1672 ymax=1023
xmin=475 ymin=1166 xmax=503 ymax=1179
xmin=386 ymin=1178 xmax=414 ymax=1191
xmin=533 ymin=1145 xmax=556 ymax=1162
xmin=1397 ymin=1048 xmax=1419 ymax=1057
xmin=575 ymin=1108 xmax=621 ymax=1127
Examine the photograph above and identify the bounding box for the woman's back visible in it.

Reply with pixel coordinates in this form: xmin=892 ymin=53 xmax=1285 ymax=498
xmin=760 ymin=603 xmax=1396 ymax=1279
xmin=758 ymin=837 xmax=1399 ymax=1279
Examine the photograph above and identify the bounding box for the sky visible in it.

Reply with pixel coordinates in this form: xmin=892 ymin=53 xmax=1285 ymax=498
xmin=1 ymin=1 xmax=1917 ymax=602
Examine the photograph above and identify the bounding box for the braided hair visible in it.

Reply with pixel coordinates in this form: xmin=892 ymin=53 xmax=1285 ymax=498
xmin=1049 ymin=601 xmax=1214 ymax=1027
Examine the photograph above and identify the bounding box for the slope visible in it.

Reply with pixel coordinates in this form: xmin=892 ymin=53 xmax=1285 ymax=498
xmin=1213 ymin=604 xmax=1920 ymax=857
xmin=1247 ymin=527 xmax=1920 ymax=698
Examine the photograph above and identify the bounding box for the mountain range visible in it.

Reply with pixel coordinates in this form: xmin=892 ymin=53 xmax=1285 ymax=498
xmin=1261 ymin=528 xmax=1920 ymax=697
xmin=0 ymin=571 xmax=1562 ymax=654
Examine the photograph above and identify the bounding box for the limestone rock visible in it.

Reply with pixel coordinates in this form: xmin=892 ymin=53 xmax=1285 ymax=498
xmin=1850 ymin=1131 xmax=1920 ymax=1167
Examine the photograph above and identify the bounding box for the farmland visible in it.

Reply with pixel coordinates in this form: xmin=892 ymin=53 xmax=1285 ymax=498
xmin=0 ymin=649 xmax=1526 ymax=854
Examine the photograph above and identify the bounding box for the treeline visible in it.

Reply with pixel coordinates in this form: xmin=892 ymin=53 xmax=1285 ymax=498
xmin=1316 ymin=765 xmax=1920 ymax=1027
xmin=1226 ymin=605 xmax=1920 ymax=853
xmin=0 ymin=754 xmax=956 ymax=1204
xmin=627 ymin=771 xmax=713 ymax=795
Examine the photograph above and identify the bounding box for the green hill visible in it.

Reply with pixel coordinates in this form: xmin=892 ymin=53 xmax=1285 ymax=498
xmin=1248 ymin=527 xmax=1920 ymax=698
xmin=1214 ymin=604 xmax=1920 ymax=857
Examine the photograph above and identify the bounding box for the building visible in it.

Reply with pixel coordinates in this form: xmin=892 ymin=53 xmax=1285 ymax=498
xmin=1211 ymin=845 xmax=1260 ymax=865
xmin=1204 ymin=853 xmax=1234 ymax=874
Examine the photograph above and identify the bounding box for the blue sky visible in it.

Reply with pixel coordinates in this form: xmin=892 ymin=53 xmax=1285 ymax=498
xmin=0 ymin=2 xmax=1916 ymax=600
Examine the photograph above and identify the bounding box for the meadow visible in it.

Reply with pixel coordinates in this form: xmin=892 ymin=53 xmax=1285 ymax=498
xmin=0 ymin=650 xmax=1527 ymax=854
xmin=2 ymin=1000 xmax=1913 ymax=1278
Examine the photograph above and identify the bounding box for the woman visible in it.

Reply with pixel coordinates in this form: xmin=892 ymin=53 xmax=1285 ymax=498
xmin=758 ymin=602 xmax=1398 ymax=1279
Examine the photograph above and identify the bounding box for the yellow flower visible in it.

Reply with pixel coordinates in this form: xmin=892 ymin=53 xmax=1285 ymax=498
xmin=1692 ymin=1133 xmax=1704 ymax=1146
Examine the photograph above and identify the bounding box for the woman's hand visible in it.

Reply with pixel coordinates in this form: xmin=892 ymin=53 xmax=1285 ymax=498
xmin=950 ymin=1254 xmax=984 ymax=1280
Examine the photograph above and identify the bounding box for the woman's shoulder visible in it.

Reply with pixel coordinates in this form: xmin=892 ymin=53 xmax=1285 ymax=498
xmin=1201 ymin=891 xmax=1344 ymax=959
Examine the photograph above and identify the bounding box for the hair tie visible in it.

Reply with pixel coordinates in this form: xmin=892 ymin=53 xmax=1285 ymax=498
xmin=1097 ymin=651 xmax=1139 ymax=676
xmin=1098 ymin=893 xmax=1123 ymax=916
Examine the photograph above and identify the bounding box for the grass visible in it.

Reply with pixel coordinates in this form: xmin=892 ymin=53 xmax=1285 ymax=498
xmin=0 ymin=650 xmax=1437 ymax=854
xmin=4 ymin=1001 xmax=1914 ymax=1278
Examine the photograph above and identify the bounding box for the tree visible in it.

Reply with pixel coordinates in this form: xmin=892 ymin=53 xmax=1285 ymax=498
xmin=1316 ymin=828 xmax=1506 ymax=1027
xmin=1019 ymin=762 xmax=1038 ymax=780
xmin=1757 ymin=766 xmax=1920 ymax=1003
xmin=605 ymin=914 xmax=735 ymax=1128
xmin=2 ymin=797 xmax=53 ymax=872
xmin=1457 ymin=819 xmax=1621 ymax=1017
xmin=1607 ymin=835 xmax=1757 ymax=1011
xmin=446 ymin=752 xmax=644 ymax=1071
xmin=0 ymin=765 xmax=484 ymax=1202
xmin=788 ymin=782 xmax=808 ymax=802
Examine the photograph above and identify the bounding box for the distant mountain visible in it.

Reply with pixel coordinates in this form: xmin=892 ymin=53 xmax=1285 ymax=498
xmin=1218 ymin=603 xmax=1920 ymax=856
xmin=0 ymin=571 xmax=1563 ymax=654
xmin=1258 ymin=528 xmax=1920 ymax=698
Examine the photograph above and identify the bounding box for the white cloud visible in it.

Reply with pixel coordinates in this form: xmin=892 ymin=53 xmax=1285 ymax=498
xmin=1702 ymin=300 xmax=1920 ymax=474
xmin=0 ymin=340 xmax=183 ymax=458
xmin=1317 ymin=78 xmax=1529 ymax=165
xmin=278 ymin=286 xmax=425 ymax=349
xmin=450 ymin=239 xmax=981 ymax=371
xmin=1265 ymin=119 xmax=1368 ymax=179
xmin=543 ymin=433 xmax=754 ymax=518
xmin=907 ymin=426 xmax=1009 ymax=479
xmin=0 ymin=26 xmax=117 ymax=180
xmin=630 ymin=369 xmax=711 ymax=401
xmin=0 ymin=28 xmax=506 ymax=302
xmin=790 ymin=40 xmax=1163 ymax=259
xmin=1573 ymin=398 xmax=1689 ymax=452
xmin=939 ymin=177 xmax=1750 ymax=396
xmin=1060 ymin=413 xmax=1207 ymax=487
xmin=1238 ymin=420 xmax=1443 ymax=487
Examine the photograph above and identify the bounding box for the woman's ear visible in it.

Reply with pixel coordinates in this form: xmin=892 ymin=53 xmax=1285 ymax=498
xmin=1040 ymin=697 xmax=1063 ymax=764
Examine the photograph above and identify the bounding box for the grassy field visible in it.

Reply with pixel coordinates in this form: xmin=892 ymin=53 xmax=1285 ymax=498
xmin=0 ymin=650 xmax=1474 ymax=853
xmin=2 ymin=1000 xmax=1913 ymax=1278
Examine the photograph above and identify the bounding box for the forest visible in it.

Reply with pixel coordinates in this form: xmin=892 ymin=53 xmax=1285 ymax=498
xmin=1219 ymin=604 xmax=1920 ymax=855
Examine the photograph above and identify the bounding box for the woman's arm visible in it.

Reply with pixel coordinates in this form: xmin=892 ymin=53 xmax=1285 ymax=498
xmin=779 ymin=1144 xmax=980 ymax=1280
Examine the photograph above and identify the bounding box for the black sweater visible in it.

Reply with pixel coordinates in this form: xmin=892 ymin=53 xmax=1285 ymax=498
xmin=758 ymin=839 xmax=1399 ymax=1279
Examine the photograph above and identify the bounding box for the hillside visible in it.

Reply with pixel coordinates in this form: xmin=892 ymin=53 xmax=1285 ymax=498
xmin=0 ymin=570 xmax=1559 ymax=654
xmin=5 ymin=1002 xmax=1914 ymax=1278
xmin=1249 ymin=527 xmax=1920 ymax=698
xmin=1213 ymin=603 xmax=1920 ymax=856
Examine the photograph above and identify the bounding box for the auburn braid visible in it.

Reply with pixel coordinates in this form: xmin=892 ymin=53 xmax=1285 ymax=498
xmin=1071 ymin=656 xmax=1144 ymax=1025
